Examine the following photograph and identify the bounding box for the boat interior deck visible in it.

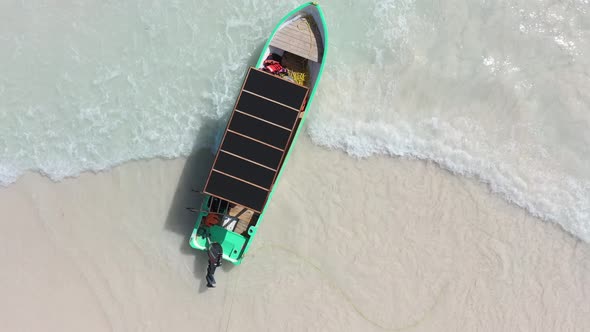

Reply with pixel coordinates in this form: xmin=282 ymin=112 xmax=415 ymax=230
xmin=270 ymin=14 xmax=323 ymax=63
xmin=201 ymin=9 xmax=325 ymax=235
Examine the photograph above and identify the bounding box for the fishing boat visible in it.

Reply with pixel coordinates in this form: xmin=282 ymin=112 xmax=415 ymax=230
xmin=187 ymin=2 xmax=328 ymax=287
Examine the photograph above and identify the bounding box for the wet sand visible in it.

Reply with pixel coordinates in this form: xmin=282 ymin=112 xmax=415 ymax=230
xmin=1 ymin=135 xmax=589 ymax=331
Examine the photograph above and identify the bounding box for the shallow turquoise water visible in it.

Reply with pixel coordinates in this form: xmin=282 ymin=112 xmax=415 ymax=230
xmin=0 ymin=0 xmax=589 ymax=240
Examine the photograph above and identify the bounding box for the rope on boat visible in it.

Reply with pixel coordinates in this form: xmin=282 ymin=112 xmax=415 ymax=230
xmin=296 ymin=15 xmax=314 ymax=57
xmin=287 ymin=69 xmax=307 ymax=85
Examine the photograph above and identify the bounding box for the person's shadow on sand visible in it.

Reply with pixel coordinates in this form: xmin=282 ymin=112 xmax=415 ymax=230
xmin=163 ymin=120 xmax=237 ymax=293
xmin=164 ymin=42 xmax=265 ymax=292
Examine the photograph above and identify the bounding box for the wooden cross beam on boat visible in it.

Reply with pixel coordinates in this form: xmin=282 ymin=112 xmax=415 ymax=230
xmin=202 ymin=68 xmax=310 ymax=213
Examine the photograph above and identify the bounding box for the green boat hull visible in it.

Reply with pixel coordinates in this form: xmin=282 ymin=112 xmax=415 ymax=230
xmin=189 ymin=2 xmax=328 ymax=265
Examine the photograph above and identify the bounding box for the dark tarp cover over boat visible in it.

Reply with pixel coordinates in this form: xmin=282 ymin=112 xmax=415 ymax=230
xmin=203 ymin=68 xmax=309 ymax=212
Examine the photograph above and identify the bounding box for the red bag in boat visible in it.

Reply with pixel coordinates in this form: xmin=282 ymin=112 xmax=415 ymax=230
xmin=263 ymin=60 xmax=285 ymax=73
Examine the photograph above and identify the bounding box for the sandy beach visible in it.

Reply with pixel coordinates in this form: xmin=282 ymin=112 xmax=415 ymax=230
xmin=1 ymin=135 xmax=588 ymax=331
xmin=2 ymin=0 xmax=590 ymax=331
